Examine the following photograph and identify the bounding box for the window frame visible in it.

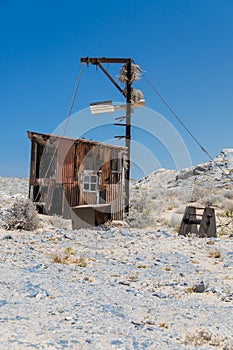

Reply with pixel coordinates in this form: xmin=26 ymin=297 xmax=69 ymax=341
xmin=82 ymin=171 xmax=98 ymax=193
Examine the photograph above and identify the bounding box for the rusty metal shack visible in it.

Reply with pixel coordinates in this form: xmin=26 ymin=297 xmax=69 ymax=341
xmin=27 ymin=131 xmax=127 ymax=222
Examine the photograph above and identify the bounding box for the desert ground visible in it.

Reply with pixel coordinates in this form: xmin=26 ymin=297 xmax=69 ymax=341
xmin=0 ymin=149 xmax=233 ymax=349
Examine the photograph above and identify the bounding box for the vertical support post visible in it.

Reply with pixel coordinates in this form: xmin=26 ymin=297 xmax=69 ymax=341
xmin=125 ymin=59 xmax=132 ymax=214
xmin=29 ymin=137 xmax=36 ymax=200
xmin=80 ymin=57 xmax=135 ymax=215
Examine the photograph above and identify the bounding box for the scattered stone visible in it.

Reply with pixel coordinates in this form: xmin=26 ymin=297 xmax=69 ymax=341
xmin=131 ymin=321 xmax=144 ymax=329
xmin=64 ymin=316 xmax=72 ymax=321
xmin=32 ymin=263 xmax=48 ymax=270
xmin=152 ymin=292 xmax=167 ymax=299
xmin=0 ymin=300 xmax=7 ymax=307
xmin=111 ymin=340 xmax=123 ymax=346
xmin=120 ymin=228 xmax=132 ymax=236
xmin=193 ymin=281 xmax=206 ymax=293
xmin=63 ymin=232 xmax=74 ymax=240
xmin=3 ymin=234 xmax=13 ymax=240
xmin=118 ymin=281 xmax=131 ymax=286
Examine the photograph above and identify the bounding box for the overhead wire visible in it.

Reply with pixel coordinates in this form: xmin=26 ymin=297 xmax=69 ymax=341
xmin=34 ymin=63 xmax=84 ymax=202
xmin=136 ymin=63 xmax=232 ymax=180
xmin=62 ymin=63 xmax=85 ymax=135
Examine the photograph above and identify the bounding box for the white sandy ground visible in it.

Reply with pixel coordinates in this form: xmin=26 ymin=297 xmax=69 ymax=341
xmin=0 ymin=147 xmax=233 ymax=350
xmin=0 ymin=220 xmax=232 ymax=349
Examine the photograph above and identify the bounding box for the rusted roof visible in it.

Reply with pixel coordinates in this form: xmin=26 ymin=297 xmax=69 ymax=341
xmin=27 ymin=131 xmax=127 ymax=150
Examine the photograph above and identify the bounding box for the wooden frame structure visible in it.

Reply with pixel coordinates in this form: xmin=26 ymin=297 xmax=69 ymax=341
xmin=179 ymin=206 xmax=216 ymax=237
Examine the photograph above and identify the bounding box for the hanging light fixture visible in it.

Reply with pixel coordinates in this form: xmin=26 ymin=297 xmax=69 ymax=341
xmin=90 ymin=99 xmax=145 ymax=115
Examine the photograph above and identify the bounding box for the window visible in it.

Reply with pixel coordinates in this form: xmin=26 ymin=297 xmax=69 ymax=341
xmin=83 ymin=173 xmax=98 ymax=192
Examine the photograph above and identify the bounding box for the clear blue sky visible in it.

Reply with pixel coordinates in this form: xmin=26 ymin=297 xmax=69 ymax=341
xmin=1 ymin=0 xmax=233 ymax=178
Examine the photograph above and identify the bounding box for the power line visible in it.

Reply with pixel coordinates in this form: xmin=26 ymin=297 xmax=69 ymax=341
xmin=63 ymin=63 xmax=85 ymax=134
xmin=138 ymin=66 xmax=232 ymax=179
xmin=34 ymin=63 xmax=84 ymax=202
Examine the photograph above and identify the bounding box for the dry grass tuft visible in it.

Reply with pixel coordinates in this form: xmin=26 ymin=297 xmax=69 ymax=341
xmin=185 ymin=286 xmax=195 ymax=293
xmin=207 ymin=249 xmax=221 ymax=258
xmin=128 ymin=273 xmax=139 ymax=282
xmin=159 ymin=322 xmax=169 ymax=329
xmin=51 ymin=247 xmax=87 ymax=267
xmin=184 ymin=329 xmax=233 ymax=349
xmin=137 ymin=264 xmax=148 ymax=269
xmin=163 ymin=267 xmax=172 ymax=271
xmin=206 ymin=240 xmax=215 ymax=245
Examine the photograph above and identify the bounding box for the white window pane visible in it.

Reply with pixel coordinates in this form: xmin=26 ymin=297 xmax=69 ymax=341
xmin=84 ymin=183 xmax=89 ymax=191
xmin=84 ymin=175 xmax=90 ymax=183
xmin=91 ymin=175 xmax=97 ymax=183
xmin=90 ymin=184 xmax=97 ymax=191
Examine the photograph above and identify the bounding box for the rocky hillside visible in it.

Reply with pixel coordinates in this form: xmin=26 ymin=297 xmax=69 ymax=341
xmin=0 ymin=149 xmax=233 ymax=235
xmin=129 ymin=149 xmax=233 ymax=234
xmin=0 ymin=176 xmax=28 ymax=208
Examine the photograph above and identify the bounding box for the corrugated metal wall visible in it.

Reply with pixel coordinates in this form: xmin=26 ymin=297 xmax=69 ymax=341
xmin=28 ymin=132 xmax=125 ymax=221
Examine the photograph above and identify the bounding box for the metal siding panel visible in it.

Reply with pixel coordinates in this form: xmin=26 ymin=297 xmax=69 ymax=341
xmin=104 ymin=148 xmax=124 ymax=220
xmin=80 ymin=192 xmax=97 ymax=205
xmin=57 ymin=139 xmax=74 ymax=183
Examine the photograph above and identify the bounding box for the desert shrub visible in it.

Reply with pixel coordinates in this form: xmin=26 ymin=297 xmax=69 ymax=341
xmin=174 ymin=205 xmax=186 ymax=214
xmin=199 ymin=192 xmax=233 ymax=211
xmin=4 ymin=198 xmax=40 ymax=231
xmin=126 ymin=191 xmax=154 ymax=228
xmin=221 ymin=198 xmax=233 ymax=211
xmin=207 ymin=248 xmax=221 ymax=258
xmin=224 ymin=189 xmax=233 ymax=200
xmin=200 ymin=193 xmax=223 ymax=207
xmin=225 ymin=209 xmax=233 ymax=218
xmin=49 ymin=214 xmax=69 ymax=229
xmin=168 ymin=213 xmax=183 ymax=228
xmin=190 ymin=187 xmax=205 ymax=203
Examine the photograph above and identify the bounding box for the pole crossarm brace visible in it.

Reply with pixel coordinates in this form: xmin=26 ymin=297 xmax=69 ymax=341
xmin=98 ymin=63 xmax=125 ymax=97
xmin=80 ymin=57 xmax=130 ymax=98
xmin=80 ymin=57 xmax=131 ymax=64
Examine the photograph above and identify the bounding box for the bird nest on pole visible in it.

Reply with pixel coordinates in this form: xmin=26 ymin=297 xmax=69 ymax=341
xmin=123 ymin=88 xmax=144 ymax=103
xmin=118 ymin=63 xmax=141 ymax=83
xmin=118 ymin=63 xmax=144 ymax=103
xmin=131 ymin=88 xmax=144 ymax=103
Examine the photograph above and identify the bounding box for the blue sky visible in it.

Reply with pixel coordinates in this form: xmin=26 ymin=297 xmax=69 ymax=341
xmin=1 ymin=0 xmax=233 ymax=178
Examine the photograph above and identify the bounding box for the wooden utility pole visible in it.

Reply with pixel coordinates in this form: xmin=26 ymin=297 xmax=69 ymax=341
xmin=125 ymin=59 xmax=132 ymax=213
xmin=80 ymin=57 xmax=132 ymax=214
